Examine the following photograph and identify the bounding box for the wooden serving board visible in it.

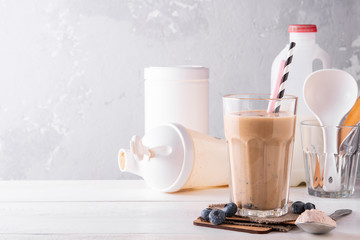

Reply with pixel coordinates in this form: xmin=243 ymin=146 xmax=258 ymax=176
xmin=193 ymin=218 xmax=273 ymax=234
xmin=227 ymin=216 xmax=296 ymax=225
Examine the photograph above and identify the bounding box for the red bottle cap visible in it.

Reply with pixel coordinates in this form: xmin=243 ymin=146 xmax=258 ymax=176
xmin=288 ymin=24 xmax=317 ymax=33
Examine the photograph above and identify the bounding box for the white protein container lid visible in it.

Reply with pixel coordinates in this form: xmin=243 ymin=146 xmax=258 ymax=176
xmin=144 ymin=66 xmax=209 ymax=81
xmin=141 ymin=123 xmax=194 ymax=192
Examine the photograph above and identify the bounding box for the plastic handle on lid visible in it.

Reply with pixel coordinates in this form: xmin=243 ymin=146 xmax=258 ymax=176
xmin=130 ymin=136 xmax=152 ymax=162
xmin=288 ymin=24 xmax=317 ymax=33
xmin=135 ymin=123 xmax=194 ymax=192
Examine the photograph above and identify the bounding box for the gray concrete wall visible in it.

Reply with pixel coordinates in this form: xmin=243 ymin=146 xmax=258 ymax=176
xmin=0 ymin=0 xmax=359 ymax=179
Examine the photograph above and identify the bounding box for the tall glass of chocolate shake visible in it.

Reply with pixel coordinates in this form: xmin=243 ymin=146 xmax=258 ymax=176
xmin=223 ymin=94 xmax=297 ymax=217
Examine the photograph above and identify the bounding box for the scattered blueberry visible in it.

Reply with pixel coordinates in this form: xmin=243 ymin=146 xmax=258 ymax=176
xmin=201 ymin=208 xmax=212 ymax=221
xmin=291 ymin=201 xmax=305 ymax=214
xmin=243 ymin=203 xmax=254 ymax=209
xmin=209 ymin=209 xmax=226 ymax=225
xmin=304 ymin=202 xmax=316 ymax=210
xmin=223 ymin=202 xmax=237 ymax=217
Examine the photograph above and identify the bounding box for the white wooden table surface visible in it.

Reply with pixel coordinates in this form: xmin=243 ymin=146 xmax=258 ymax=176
xmin=0 ymin=180 xmax=359 ymax=239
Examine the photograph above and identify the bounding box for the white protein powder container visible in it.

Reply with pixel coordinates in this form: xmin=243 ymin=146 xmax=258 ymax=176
xmin=144 ymin=66 xmax=209 ymax=134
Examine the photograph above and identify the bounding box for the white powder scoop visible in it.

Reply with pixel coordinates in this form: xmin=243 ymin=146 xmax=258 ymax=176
xmin=295 ymin=209 xmax=352 ymax=234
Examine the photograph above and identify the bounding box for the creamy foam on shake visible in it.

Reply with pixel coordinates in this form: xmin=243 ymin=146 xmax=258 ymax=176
xmin=224 ymin=110 xmax=296 ymax=211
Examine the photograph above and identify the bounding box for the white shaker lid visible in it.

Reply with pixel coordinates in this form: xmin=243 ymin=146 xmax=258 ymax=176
xmin=132 ymin=123 xmax=194 ymax=192
xmin=144 ymin=66 xmax=209 ymax=81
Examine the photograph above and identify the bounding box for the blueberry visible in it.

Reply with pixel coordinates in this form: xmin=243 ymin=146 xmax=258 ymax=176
xmin=201 ymin=208 xmax=212 ymax=221
xmin=209 ymin=209 xmax=226 ymax=225
xmin=223 ymin=202 xmax=237 ymax=217
xmin=243 ymin=203 xmax=254 ymax=209
xmin=304 ymin=202 xmax=316 ymax=210
xmin=291 ymin=201 xmax=305 ymax=214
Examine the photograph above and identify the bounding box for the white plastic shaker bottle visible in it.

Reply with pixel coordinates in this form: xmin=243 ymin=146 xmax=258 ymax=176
xmin=118 ymin=123 xmax=228 ymax=192
xmin=144 ymin=66 xmax=209 ymax=134
xmin=271 ymin=24 xmax=331 ymax=186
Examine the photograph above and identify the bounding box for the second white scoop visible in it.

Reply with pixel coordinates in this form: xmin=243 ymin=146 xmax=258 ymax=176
xmin=303 ymin=69 xmax=358 ymax=192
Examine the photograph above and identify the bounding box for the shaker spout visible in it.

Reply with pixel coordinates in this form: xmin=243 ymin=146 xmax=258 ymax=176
xmin=118 ymin=149 xmax=141 ymax=176
xmin=131 ymin=135 xmax=172 ymax=161
xmin=131 ymin=135 xmax=152 ymax=162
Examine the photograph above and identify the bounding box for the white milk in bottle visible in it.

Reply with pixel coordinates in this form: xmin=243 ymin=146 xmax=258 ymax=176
xmin=271 ymin=24 xmax=331 ymax=186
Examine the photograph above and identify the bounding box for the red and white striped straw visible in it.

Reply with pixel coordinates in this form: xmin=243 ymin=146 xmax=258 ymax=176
xmin=273 ymin=42 xmax=296 ymax=113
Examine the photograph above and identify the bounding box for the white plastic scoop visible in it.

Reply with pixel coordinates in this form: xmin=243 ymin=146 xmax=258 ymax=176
xmin=303 ymin=69 xmax=358 ymax=192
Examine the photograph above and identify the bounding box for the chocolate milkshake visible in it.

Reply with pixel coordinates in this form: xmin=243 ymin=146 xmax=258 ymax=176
xmin=224 ymin=110 xmax=296 ymax=215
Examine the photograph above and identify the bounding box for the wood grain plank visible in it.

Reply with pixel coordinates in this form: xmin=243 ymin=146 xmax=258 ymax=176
xmin=0 ymin=202 xmax=210 ymax=234
xmin=0 ymin=180 xmax=229 ymax=202
xmin=0 ymin=181 xmax=358 ymax=239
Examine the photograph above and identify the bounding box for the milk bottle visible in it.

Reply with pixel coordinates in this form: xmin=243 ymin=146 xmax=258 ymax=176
xmin=271 ymin=24 xmax=331 ymax=186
